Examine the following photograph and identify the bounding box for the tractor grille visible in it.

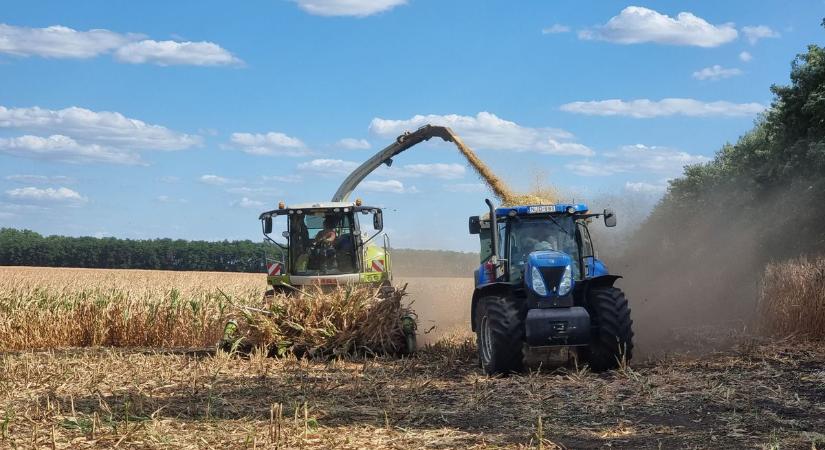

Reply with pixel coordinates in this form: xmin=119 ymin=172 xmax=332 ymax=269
xmin=539 ymin=266 xmax=565 ymax=292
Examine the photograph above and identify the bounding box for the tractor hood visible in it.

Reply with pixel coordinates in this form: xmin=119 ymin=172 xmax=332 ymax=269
xmin=524 ymin=250 xmax=575 ymax=306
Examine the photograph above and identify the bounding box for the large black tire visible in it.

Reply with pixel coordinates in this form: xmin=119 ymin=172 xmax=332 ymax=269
xmin=475 ymin=295 xmax=525 ymax=375
xmin=586 ymin=287 xmax=634 ymax=372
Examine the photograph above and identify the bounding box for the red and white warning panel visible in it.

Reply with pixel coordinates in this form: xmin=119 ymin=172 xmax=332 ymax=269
xmin=371 ymin=259 xmax=385 ymax=272
xmin=266 ymin=262 xmax=283 ymax=276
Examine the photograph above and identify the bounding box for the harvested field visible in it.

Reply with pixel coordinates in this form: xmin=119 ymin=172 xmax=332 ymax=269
xmin=1 ymin=267 xmax=824 ymax=449
xmin=1 ymin=341 xmax=824 ymax=449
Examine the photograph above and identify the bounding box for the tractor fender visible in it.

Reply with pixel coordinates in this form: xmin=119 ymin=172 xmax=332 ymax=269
xmin=470 ymin=282 xmax=513 ymax=332
xmin=578 ymin=275 xmax=623 ymax=299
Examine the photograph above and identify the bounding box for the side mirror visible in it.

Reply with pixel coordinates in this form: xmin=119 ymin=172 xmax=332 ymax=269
xmin=281 ymin=230 xmax=289 ymax=239
xmin=468 ymin=216 xmax=481 ymax=234
xmin=373 ymin=210 xmax=383 ymax=230
xmin=603 ymin=209 xmax=617 ymax=228
xmin=263 ymin=217 xmax=273 ymax=234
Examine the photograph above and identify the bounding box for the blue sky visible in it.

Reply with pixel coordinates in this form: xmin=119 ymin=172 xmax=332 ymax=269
xmin=1 ymin=1 xmax=822 ymax=251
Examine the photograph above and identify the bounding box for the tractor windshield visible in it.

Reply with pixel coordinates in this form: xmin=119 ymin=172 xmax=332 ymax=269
xmin=508 ymin=215 xmax=580 ymax=282
xmin=289 ymin=211 xmax=359 ymax=276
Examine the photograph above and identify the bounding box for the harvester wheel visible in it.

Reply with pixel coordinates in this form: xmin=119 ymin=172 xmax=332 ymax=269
xmin=475 ymin=295 xmax=525 ymax=375
xmin=585 ymin=287 xmax=634 ymax=372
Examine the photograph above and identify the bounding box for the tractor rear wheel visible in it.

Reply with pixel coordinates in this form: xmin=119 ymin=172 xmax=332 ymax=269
xmin=586 ymin=287 xmax=634 ymax=372
xmin=475 ymin=295 xmax=525 ymax=375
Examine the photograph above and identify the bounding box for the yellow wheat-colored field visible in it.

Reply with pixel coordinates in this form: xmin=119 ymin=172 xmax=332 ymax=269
xmin=0 ymin=266 xmax=474 ymax=352
xmin=759 ymin=256 xmax=825 ymax=339
xmin=0 ymin=266 xmax=265 ymax=351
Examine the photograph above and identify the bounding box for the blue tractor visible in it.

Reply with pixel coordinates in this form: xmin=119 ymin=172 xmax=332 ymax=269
xmin=469 ymin=199 xmax=633 ymax=374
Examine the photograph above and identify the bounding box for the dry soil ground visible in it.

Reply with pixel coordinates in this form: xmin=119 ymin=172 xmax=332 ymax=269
xmin=1 ymin=270 xmax=824 ymax=449
xmin=1 ymin=340 xmax=824 ymax=449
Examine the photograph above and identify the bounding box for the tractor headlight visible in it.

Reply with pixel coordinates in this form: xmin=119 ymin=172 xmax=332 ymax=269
xmin=531 ymin=266 xmax=547 ymax=296
xmin=558 ymin=264 xmax=573 ymax=296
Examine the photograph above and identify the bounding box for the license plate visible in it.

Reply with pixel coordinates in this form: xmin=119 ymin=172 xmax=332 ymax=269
xmin=528 ymin=205 xmax=556 ymax=214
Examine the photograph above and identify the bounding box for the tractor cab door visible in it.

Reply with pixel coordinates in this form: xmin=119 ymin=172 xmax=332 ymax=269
xmin=576 ymin=221 xmax=595 ymax=279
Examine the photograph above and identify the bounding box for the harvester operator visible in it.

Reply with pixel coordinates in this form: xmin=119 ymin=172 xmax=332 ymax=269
xmin=315 ymin=216 xmax=339 ymax=245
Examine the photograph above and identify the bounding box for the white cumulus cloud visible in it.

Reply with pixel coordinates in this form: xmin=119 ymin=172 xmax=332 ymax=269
xmin=444 ymin=183 xmax=487 ymax=193
xmin=0 ymin=23 xmax=139 ymax=58
xmin=560 ymin=98 xmax=766 ymax=118
xmin=115 ymin=40 xmax=242 ymax=66
xmin=742 ymin=25 xmax=780 ymax=45
xmin=542 ymin=24 xmax=571 ymax=34
xmin=229 ymin=132 xmax=310 ymax=156
xmin=225 ymin=186 xmax=283 ymax=196
xmin=625 ymin=181 xmax=668 ymax=194
xmin=156 ymin=195 xmax=187 ymax=203
xmin=5 ymin=186 xmax=87 ymax=204
xmin=232 ymin=197 xmax=265 ymax=208
xmin=369 ymin=112 xmax=592 ymax=156
xmin=578 ymin=6 xmax=737 ymax=47
xmin=293 ymin=0 xmax=406 ymax=17
xmin=199 ymin=174 xmax=232 ymax=186
xmin=0 ymin=105 xmax=200 ymax=151
xmin=0 ymin=23 xmax=240 ymax=67
xmin=0 ymin=135 xmax=143 ymax=165
xmin=336 ymin=138 xmax=371 ymax=150
xmin=262 ymin=174 xmax=303 ymax=183
xmin=359 ymin=179 xmax=416 ymax=194
xmin=5 ymin=174 xmax=74 ymax=184
xmin=692 ymin=65 xmax=743 ymax=81
xmin=565 ymin=144 xmax=709 ymax=177
xmin=393 ymin=163 xmax=465 ymax=180
xmin=739 ymin=51 xmax=753 ymax=62
xmin=297 ymin=159 xmax=360 ymax=175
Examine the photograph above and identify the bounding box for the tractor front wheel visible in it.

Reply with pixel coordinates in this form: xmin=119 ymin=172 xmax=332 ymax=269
xmin=475 ymin=295 xmax=525 ymax=375
xmin=586 ymin=287 xmax=634 ymax=372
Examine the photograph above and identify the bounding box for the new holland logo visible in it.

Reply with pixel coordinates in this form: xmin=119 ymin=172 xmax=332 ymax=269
xmin=371 ymin=259 xmax=385 ymax=272
xmin=266 ymin=262 xmax=282 ymax=276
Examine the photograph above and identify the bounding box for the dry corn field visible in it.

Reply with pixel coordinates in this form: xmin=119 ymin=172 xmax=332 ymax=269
xmin=1 ymin=266 xmax=825 ymax=449
xmin=759 ymin=256 xmax=825 ymax=339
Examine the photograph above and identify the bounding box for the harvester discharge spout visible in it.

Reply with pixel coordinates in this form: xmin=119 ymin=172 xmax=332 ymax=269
xmin=331 ymin=125 xmax=516 ymax=203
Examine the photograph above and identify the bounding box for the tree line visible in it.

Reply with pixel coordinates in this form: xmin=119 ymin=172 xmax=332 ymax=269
xmin=0 ymin=228 xmax=478 ymax=276
xmin=0 ymin=228 xmax=268 ymax=272
xmin=614 ymin=20 xmax=825 ymax=333
xmin=647 ymin=23 xmax=825 ymax=259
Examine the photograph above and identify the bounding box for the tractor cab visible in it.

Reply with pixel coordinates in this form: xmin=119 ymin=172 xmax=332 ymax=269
xmin=468 ymin=200 xmax=632 ymax=375
xmin=259 ymin=201 xmax=390 ymax=291
xmin=470 ymin=203 xmax=616 ymax=291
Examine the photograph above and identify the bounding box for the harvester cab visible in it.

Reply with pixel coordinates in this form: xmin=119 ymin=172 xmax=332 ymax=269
xmin=469 ymin=199 xmax=633 ymax=374
xmin=255 ymin=123 xmax=492 ymax=294
xmin=259 ymin=201 xmax=390 ymax=292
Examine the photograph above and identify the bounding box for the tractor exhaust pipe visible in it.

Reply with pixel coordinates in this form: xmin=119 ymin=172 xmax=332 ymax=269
xmin=485 ymin=198 xmax=498 ymax=263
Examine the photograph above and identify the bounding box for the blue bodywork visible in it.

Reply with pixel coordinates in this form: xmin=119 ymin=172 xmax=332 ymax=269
xmin=475 ymin=202 xmax=611 ymax=291
xmin=495 ymin=203 xmax=589 ymax=217
xmin=524 ymin=250 xmax=573 ymax=298
xmin=470 ymin=202 xmax=619 ymax=345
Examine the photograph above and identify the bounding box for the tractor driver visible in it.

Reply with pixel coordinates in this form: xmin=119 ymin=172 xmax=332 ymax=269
xmin=518 ymin=226 xmax=556 ymax=255
xmin=315 ymin=215 xmax=339 ymax=246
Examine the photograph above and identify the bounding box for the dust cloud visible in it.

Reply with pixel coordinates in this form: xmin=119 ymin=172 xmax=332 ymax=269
xmin=395 ymin=179 xmax=817 ymax=357
xmin=593 ymin=181 xmax=824 ymax=358
xmin=397 ymin=276 xmax=474 ymax=345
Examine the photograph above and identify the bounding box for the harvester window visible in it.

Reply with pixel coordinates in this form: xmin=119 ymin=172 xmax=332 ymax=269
xmin=289 ymin=212 xmax=358 ymax=275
